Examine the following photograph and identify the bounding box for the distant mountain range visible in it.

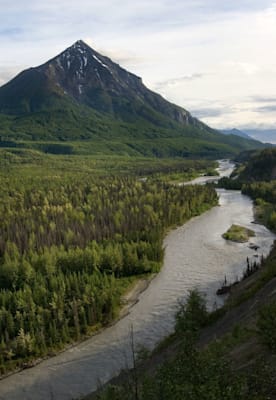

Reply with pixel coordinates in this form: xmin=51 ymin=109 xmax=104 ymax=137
xmin=221 ymin=128 xmax=251 ymax=140
xmin=0 ymin=40 xmax=264 ymax=157
xmin=221 ymin=128 xmax=276 ymax=145
xmin=243 ymin=129 xmax=276 ymax=144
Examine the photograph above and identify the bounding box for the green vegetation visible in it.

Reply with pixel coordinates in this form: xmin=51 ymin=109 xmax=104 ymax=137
xmin=175 ymin=289 xmax=208 ymax=339
xmin=218 ymin=148 xmax=276 ymax=190
xmin=238 ymin=148 xmax=276 ymax=182
xmin=0 ymin=128 xmax=262 ymax=158
xmin=0 ymin=87 xmax=264 ymax=159
xmin=204 ymin=167 xmax=219 ymax=176
xmin=257 ymin=301 xmax=276 ymax=353
xmin=0 ymin=148 xmax=218 ymax=178
xmin=0 ymin=153 xmax=218 ymax=374
xmin=94 ymin=290 xmax=276 ymax=400
xmin=0 ymin=41 xmax=263 ymax=159
xmin=91 ymin=150 xmax=276 ymax=400
xmin=218 ymin=148 xmax=276 ymax=232
xmin=216 ymin=176 xmax=243 ymax=190
xmin=242 ymin=181 xmax=276 ymax=231
xmin=222 ymin=224 xmax=255 ymax=243
xmin=217 ymin=149 xmax=276 ymax=307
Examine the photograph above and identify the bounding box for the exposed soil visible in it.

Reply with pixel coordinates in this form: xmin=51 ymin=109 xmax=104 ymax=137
xmin=119 ymin=276 xmax=156 ymax=319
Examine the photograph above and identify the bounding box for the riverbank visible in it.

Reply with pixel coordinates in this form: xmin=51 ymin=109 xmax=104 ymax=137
xmin=80 ymin=189 xmax=274 ymax=399
xmin=119 ymin=275 xmax=157 ymax=319
xmin=0 ymin=273 xmax=156 ymax=382
xmin=85 ymin=158 xmax=276 ymax=399
xmin=86 ymin=239 xmax=276 ymax=400
xmin=2 ymin=162 xmax=275 ymax=400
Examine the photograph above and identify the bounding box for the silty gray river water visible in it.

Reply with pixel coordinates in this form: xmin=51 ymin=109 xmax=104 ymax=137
xmin=0 ymin=160 xmax=275 ymax=400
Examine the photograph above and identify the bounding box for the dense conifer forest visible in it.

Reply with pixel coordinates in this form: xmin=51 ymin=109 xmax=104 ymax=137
xmin=0 ymin=154 xmax=218 ymax=373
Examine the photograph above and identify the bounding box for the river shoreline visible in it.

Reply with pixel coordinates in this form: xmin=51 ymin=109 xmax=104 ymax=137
xmin=0 ymin=170 xmax=220 ymax=381
xmin=0 ymin=274 xmax=156 ymax=382
xmin=119 ymin=275 xmax=157 ymax=319
xmin=0 ymin=165 xmax=216 ymax=381
xmin=1 ymin=160 xmax=275 ymax=400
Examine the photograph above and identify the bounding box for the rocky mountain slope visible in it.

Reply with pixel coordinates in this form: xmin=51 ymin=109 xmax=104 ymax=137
xmin=0 ymin=40 xmax=264 ymax=156
xmin=0 ymin=40 xmax=207 ymax=128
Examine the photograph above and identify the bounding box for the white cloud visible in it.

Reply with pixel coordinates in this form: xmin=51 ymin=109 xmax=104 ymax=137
xmin=0 ymin=0 xmax=276 ymax=129
xmin=0 ymin=66 xmax=26 ymax=86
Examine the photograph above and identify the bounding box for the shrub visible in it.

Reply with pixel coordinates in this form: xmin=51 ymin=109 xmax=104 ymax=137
xmin=257 ymin=301 xmax=276 ymax=352
xmin=175 ymin=289 xmax=208 ymax=339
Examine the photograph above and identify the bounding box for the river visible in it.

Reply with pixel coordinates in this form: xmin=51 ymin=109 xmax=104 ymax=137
xmin=0 ymin=160 xmax=275 ymax=400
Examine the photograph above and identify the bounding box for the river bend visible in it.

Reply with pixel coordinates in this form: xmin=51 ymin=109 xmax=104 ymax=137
xmin=0 ymin=160 xmax=274 ymax=400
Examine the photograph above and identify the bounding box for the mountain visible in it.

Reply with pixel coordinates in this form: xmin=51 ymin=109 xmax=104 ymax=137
xmin=0 ymin=40 xmax=196 ymax=125
xmin=221 ymin=128 xmax=251 ymax=139
xmin=0 ymin=40 xmax=208 ymax=132
xmin=0 ymin=40 xmax=265 ymax=157
xmin=243 ymin=129 xmax=276 ymax=145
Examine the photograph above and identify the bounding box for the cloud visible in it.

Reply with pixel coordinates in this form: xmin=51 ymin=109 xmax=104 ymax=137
xmin=84 ymin=40 xmax=146 ymax=67
xmin=251 ymin=96 xmax=276 ymax=103
xmin=222 ymin=61 xmax=260 ymax=75
xmin=0 ymin=0 xmax=276 ymax=130
xmin=190 ymin=107 xmax=224 ymax=118
xmin=181 ymin=95 xmax=276 ymax=130
xmin=256 ymin=105 xmax=276 ymax=113
xmin=154 ymin=74 xmax=204 ymax=91
xmin=189 ymin=105 xmax=235 ymax=119
xmin=0 ymin=28 xmax=22 ymax=37
xmin=0 ymin=0 xmax=273 ymax=47
xmin=0 ymin=66 xmax=25 ymax=87
xmin=244 ymin=96 xmax=276 ymax=113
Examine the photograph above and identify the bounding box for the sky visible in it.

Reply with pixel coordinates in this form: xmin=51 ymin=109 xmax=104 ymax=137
xmin=0 ymin=0 xmax=276 ymax=132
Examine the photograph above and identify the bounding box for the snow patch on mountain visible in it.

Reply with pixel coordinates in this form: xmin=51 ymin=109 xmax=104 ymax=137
xmin=92 ymin=55 xmax=110 ymax=72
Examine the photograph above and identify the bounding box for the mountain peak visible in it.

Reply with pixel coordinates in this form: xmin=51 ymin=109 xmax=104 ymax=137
xmin=73 ymin=39 xmax=87 ymax=46
xmin=0 ymin=41 xmax=262 ymax=155
xmin=70 ymin=39 xmax=94 ymax=51
xmin=0 ymin=40 xmax=199 ymax=128
xmin=52 ymin=39 xmax=111 ymax=79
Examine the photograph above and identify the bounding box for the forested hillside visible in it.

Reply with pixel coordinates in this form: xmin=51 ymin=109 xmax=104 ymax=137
xmin=236 ymin=148 xmax=276 ymax=181
xmin=218 ymin=148 xmax=276 ymax=231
